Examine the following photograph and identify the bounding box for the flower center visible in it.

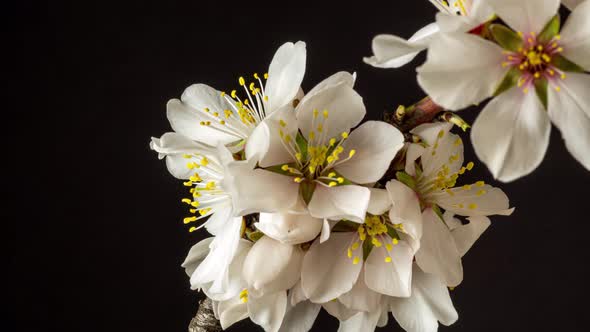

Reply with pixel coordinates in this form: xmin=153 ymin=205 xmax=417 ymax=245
xmin=344 ymin=214 xmax=401 ymax=264
xmin=180 ymin=153 xmax=231 ymax=232
xmin=502 ymin=33 xmax=566 ymax=93
xmin=278 ymin=110 xmax=356 ymax=187
xmin=196 ymin=73 xmax=270 ymax=141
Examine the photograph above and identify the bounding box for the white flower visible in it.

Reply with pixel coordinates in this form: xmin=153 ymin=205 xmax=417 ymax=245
xmin=363 ymin=0 xmax=492 ymax=68
xmin=228 ymin=72 xmax=405 ymax=222
xmin=396 ymin=122 xmax=513 ymax=286
xmin=255 ymin=212 xmax=325 ymax=245
xmin=300 ymin=186 xmax=419 ymax=304
xmin=417 ymin=0 xmax=590 ymax=181
xmin=166 ymin=41 xmax=306 ymax=149
xmin=194 ymin=235 xmax=312 ymax=332
xmin=151 ymin=133 xmax=247 ymax=296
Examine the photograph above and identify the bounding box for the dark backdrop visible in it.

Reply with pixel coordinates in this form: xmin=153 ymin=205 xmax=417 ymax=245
xmin=12 ymin=0 xmax=590 ymax=331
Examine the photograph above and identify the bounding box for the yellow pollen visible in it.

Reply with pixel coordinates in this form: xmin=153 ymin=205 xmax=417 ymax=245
xmin=183 ymin=181 xmax=193 ymax=187
xmin=328 ymin=172 xmax=336 ymax=178
xmin=476 ymin=181 xmax=485 ymax=187
xmin=348 ymin=149 xmax=356 ymax=158
xmin=189 ymin=208 xmax=197 ymax=214
xmin=190 ymin=174 xmax=202 ymax=182
xmin=329 ymin=138 xmax=336 ymax=146
xmin=199 ymin=208 xmax=211 ymax=216
xmin=294 ymin=177 xmax=303 ymax=183
xmin=463 ymin=184 xmax=472 ymax=190
xmin=189 ymin=227 xmax=198 ymax=233
xmin=264 ymin=96 xmax=269 ymax=101
xmin=347 ymin=248 xmax=353 ymax=258
xmin=281 ymin=164 xmax=290 ymax=171
xmin=220 ymin=91 xmax=226 ymax=97
xmin=313 ymin=109 xmax=319 ymax=118
xmin=323 ymin=110 xmax=329 ymax=118
xmin=231 ymin=90 xmax=237 ymax=98
xmin=352 ymin=257 xmax=360 ymax=265
xmin=555 ymin=86 xmax=561 ymax=92
xmin=385 ymin=243 xmax=393 ymax=251
xmin=183 ymin=216 xmax=197 ymax=224
xmin=384 ymin=257 xmax=392 ymax=263
xmin=253 ymin=73 xmax=259 ymax=79
xmin=295 ymin=153 xmax=302 ymax=161
xmin=249 ymin=82 xmax=255 ymax=91
xmin=392 ymin=238 xmax=399 ymax=245
xmin=454 ymin=138 xmax=462 ymax=146
xmin=205 ymin=181 xmax=216 ymax=190
xmin=181 ymin=198 xmax=192 ymax=204
xmin=438 ymin=130 xmax=445 ymax=138
xmin=337 ymin=177 xmax=344 ymax=184
xmin=477 ymin=190 xmax=487 ymax=196
xmin=351 ymin=242 xmax=360 ymax=250
xmin=328 ymin=181 xmax=337 ymax=187
xmin=542 ymin=54 xmax=551 ymax=63
xmin=534 ymin=72 xmax=541 ymax=79
xmin=341 ymin=132 xmax=349 ymax=139
xmin=190 ymin=201 xmax=200 ymax=207
xmin=468 ymin=203 xmax=478 ymax=209
xmin=239 ymin=77 xmax=245 ymax=86
xmin=561 ymin=73 xmax=566 ymax=79
xmin=264 ymin=73 xmax=269 ymax=79
xmin=466 ymin=161 xmax=474 ymax=170
xmin=446 ymin=189 xmax=455 ymax=196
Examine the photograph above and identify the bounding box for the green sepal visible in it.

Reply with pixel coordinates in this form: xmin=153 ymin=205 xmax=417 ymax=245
xmin=493 ymin=66 xmax=521 ymax=96
xmin=395 ymin=171 xmax=416 ymax=191
xmin=552 ymin=54 xmax=586 ymax=73
xmin=295 ymin=131 xmax=308 ymax=161
xmin=537 ymin=15 xmax=561 ymax=44
xmin=489 ymin=24 xmax=523 ymax=52
xmin=299 ymin=180 xmax=316 ymax=205
xmin=246 ymin=230 xmax=264 ymax=242
xmin=534 ymin=78 xmax=549 ymax=110
xmin=362 ymin=237 xmax=373 ymax=260
xmin=386 ymin=224 xmax=400 ymax=241
xmin=332 ymin=220 xmax=361 ymax=232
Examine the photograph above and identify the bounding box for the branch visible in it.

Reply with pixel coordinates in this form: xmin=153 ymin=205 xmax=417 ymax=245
xmin=188 ymin=298 xmax=222 ymax=332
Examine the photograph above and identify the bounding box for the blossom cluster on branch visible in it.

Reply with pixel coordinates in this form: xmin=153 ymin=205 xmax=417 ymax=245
xmin=151 ymin=0 xmax=588 ymax=331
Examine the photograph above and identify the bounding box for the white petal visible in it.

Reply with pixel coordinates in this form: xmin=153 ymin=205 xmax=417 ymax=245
xmin=410 ymin=122 xmax=453 ymax=147
xmin=320 ymin=219 xmax=338 ymax=243
xmin=322 ymin=300 xmax=358 ymax=321
xmin=363 ymin=23 xmax=439 ymax=68
xmin=202 ymin=204 xmax=233 ymax=236
xmin=296 ymin=73 xmax=365 ymax=141
xmin=442 ymin=211 xmax=462 ymax=230
xmin=181 ymin=237 xmax=214 ymax=277
xmin=265 ymin=41 xmax=307 ymax=113
xmin=562 ymin=0 xmax=584 ymax=10
xmin=415 ymin=208 xmax=463 ymax=287
xmin=386 ymin=180 xmax=423 ymax=241
xmin=377 ymin=308 xmax=389 ymax=328
xmin=415 ymin=124 xmax=464 ymax=179
xmin=548 ymin=73 xmax=590 ymax=170
xmin=204 ymin=239 xmax=252 ymax=302
xmin=451 ymin=216 xmax=491 ymax=257
xmin=255 ymin=212 xmax=322 ymax=245
xmin=227 ymin=166 xmax=300 ymax=215
xmin=301 ymin=233 xmax=363 ymax=303
xmin=433 ymin=184 xmax=514 ymax=217
xmin=299 ymin=71 xmax=355 ymax=100
xmin=471 ymin=87 xmax=551 ymax=182
xmin=364 ymin=237 xmax=414 ymax=297
xmin=367 ymin=188 xmax=392 ymax=215
xmin=339 ymin=271 xmax=382 ymax=312
xmin=168 ymin=85 xmax=243 ymax=144
xmin=560 ymin=0 xmax=590 ymax=71
xmin=218 ymin=296 xmax=248 ymax=330
xmin=405 ymin=143 xmax=426 ymax=177
xmin=485 ymin=0 xmax=560 ymax=34
xmin=150 ymin=132 xmax=216 ymax=179
xmin=279 ymin=300 xmax=320 ymax=332
xmin=335 ymin=121 xmax=404 ymax=184
xmin=243 ymin=236 xmax=303 ymax=296
xmin=308 ymin=185 xmax=370 ymax=223
xmin=190 ymin=216 xmax=243 ymax=292
xmin=390 ymin=264 xmax=458 ymax=332
xmin=247 ymin=105 xmax=298 ymax=167
xmin=337 ymin=310 xmax=382 ymax=332
xmin=248 ymin=291 xmax=288 ymax=332
xmin=417 ymin=32 xmax=506 ymax=110
xmin=289 ymin=280 xmax=307 ymax=306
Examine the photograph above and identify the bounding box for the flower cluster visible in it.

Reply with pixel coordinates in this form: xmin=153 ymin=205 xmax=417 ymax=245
xmin=152 ymin=38 xmax=514 ymax=332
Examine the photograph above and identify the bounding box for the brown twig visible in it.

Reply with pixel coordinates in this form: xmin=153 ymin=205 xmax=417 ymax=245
xmin=389 ymin=96 xmax=445 ymax=133
xmin=188 ymin=298 xmax=222 ymax=332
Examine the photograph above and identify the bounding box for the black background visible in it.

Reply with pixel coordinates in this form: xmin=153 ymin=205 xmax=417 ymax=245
xmin=11 ymin=0 xmax=590 ymax=331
